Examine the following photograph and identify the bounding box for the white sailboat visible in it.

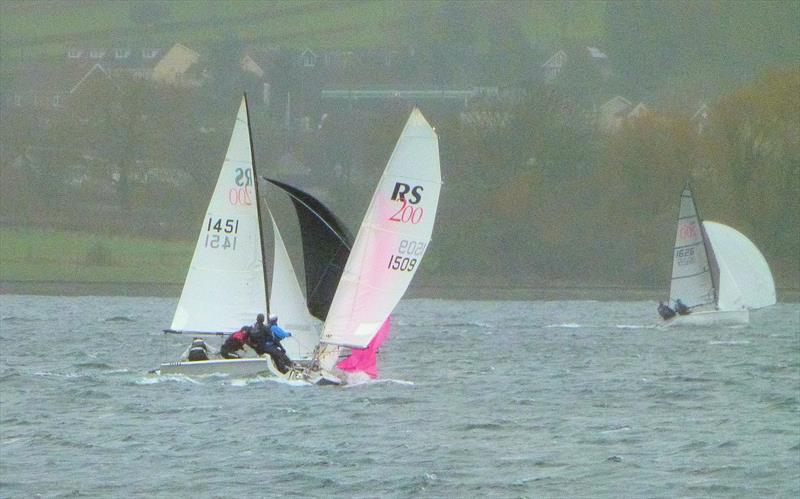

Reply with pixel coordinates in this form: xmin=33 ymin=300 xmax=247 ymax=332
xmin=662 ymin=183 xmax=776 ymax=326
xmin=157 ymin=95 xmax=310 ymax=377
xmin=156 ymin=99 xmax=442 ymax=384
xmin=266 ymin=108 xmax=442 ymax=380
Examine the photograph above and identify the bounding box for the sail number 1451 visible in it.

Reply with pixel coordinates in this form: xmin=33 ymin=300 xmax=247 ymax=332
xmin=204 ymin=217 xmax=239 ymax=250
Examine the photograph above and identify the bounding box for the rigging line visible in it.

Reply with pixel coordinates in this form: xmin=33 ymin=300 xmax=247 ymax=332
xmin=262 ymin=177 xmax=352 ymax=250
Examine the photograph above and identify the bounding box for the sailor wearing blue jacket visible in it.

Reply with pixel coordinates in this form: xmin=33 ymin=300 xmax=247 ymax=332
xmin=267 ymin=315 xmax=292 ymax=342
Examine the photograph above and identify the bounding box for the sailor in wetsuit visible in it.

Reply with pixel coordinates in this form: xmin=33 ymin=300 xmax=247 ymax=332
xmin=658 ymin=301 xmax=676 ymax=320
xmin=249 ymin=313 xmax=293 ymax=373
xmin=674 ymin=299 xmax=691 ymax=315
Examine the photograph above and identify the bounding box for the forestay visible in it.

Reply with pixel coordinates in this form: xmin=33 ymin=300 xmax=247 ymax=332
xmin=171 ymin=98 xmax=266 ymax=333
xmin=669 ymin=185 xmax=715 ymax=308
xmin=321 ymin=108 xmax=442 ymax=349
xmin=702 ymin=221 xmax=776 ymax=311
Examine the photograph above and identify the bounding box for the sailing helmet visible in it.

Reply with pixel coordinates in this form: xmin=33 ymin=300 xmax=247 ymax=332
xmin=256 ymin=313 xmax=265 ymax=323
xmin=268 ymin=314 xmax=278 ymax=324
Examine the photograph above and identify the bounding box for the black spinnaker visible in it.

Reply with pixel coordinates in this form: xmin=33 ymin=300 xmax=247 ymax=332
xmin=264 ymin=178 xmax=353 ymax=321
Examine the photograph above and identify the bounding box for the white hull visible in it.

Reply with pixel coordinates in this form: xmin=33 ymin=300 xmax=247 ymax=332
xmin=664 ymin=309 xmax=750 ymax=327
xmin=156 ymin=357 xmax=273 ymax=377
xmin=154 ymin=356 xmax=342 ymax=385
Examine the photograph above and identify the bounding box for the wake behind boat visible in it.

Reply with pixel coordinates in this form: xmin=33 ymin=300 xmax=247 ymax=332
xmin=659 ymin=183 xmax=775 ymax=326
xmin=153 ymin=96 xmax=441 ymax=384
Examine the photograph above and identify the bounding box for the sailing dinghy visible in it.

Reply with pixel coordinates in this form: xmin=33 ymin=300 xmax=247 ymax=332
xmin=662 ymin=183 xmax=775 ymax=326
xmin=266 ymin=108 xmax=442 ymax=382
xmin=156 ymin=100 xmax=441 ymax=384
xmin=156 ymin=95 xmax=315 ymax=377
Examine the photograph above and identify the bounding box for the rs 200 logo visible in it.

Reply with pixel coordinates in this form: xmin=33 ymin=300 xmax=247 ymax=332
xmin=391 ymin=182 xmax=424 ymax=204
xmin=389 ymin=182 xmax=425 ymax=224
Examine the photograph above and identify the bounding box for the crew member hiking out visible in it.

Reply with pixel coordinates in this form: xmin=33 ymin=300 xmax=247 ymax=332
xmin=220 ymin=327 xmax=251 ymax=359
xmin=249 ymin=313 xmax=293 ymax=373
xmin=658 ymin=301 xmax=676 ymax=320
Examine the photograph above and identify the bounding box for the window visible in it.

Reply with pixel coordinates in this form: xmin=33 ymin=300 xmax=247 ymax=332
xmin=302 ymin=50 xmax=316 ymax=67
xmin=68 ymin=49 xmax=82 ymax=59
xmin=115 ymin=48 xmax=131 ymax=59
xmin=142 ymin=49 xmax=160 ymax=59
xmin=52 ymin=95 xmax=61 ymax=107
xmin=89 ymin=49 xmax=105 ymax=59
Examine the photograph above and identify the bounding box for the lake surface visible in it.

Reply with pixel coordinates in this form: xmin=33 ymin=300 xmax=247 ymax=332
xmin=1 ymin=296 xmax=798 ymax=498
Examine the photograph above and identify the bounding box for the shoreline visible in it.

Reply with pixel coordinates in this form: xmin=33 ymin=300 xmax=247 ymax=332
xmin=2 ymin=280 xmax=798 ymax=302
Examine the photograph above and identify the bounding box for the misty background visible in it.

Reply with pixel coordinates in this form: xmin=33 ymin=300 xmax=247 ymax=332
xmin=0 ymin=0 xmax=797 ymax=296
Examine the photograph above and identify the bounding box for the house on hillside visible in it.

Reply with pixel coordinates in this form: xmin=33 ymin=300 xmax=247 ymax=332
xmin=1 ymin=61 xmax=112 ymax=119
xmin=542 ymin=49 xmax=568 ymax=84
xmin=627 ymin=102 xmax=650 ymax=120
xmin=597 ymin=96 xmax=652 ymax=133
xmin=597 ymin=96 xmax=632 ymax=132
xmin=151 ymin=43 xmax=201 ymax=86
xmin=542 ymin=46 xmax=611 ymax=85
xmin=69 ymin=63 xmax=112 ymax=95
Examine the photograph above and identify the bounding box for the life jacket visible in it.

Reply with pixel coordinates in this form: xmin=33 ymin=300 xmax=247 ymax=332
xmin=229 ymin=329 xmax=249 ymax=347
xmin=188 ymin=339 xmax=209 ymax=361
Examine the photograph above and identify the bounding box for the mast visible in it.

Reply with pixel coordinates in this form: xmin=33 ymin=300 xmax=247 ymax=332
xmin=688 ymin=182 xmax=718 ymax=304
xmin=244 ymin=92 xmax=270 ymax=315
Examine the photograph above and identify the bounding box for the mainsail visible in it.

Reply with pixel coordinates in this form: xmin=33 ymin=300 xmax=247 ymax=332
xmin=669 ymin=184 xmax=715 ymax=308
xmin=320 ymin=108 xmax=442 ymax=350
xmin=171 ymin=97 xmax=266 ymax=332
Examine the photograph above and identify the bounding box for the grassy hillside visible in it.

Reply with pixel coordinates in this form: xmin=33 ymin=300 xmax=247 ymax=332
xmin=0 ymin=0 xmax=399 ymax=56
xmin=0 ymin=228 xmax=191 ymax=284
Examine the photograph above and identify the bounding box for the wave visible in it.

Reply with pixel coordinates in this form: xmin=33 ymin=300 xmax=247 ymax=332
xmin=1 ymin=315 xmax=34 ymax=322
xmin=401 ymin=321 xmax=493 ymax=328
xmin=134 ymin=374 xmax=201 ymax=385
xmin=33 ymin=371 xmax=92 ymax=380
xmin=73 ymin=362 xmax=115 ymax=370
xmin=616 ymin=324 xmax=657 ymax=329
xmin=545 ymin=323 xmax=582 ymax=328
xmin=708 ymin=340 xmax=751 ymax=345
xmin=229 ymin=375 xmax=310 ymax=388
xmin=103 ymin=316 xmax=136 ymax=323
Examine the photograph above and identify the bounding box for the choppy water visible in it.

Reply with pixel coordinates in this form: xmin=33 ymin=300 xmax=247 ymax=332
xmin=1 ymin=295 xmax=798 ymax=498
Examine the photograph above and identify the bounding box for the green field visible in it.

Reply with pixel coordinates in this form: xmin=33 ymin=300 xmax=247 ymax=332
xmin=0 ymin=0 xmax=400 ymax=57
xmin=0 ymin=228 xmax=192 ymax=284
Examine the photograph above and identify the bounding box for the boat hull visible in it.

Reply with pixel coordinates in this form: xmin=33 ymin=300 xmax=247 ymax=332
xmin=154 ymin=357 xmax=342 ymax=385
xmin=664 ymin=309 xmax=750 ymax=326
xmin=156 ymin=358 xmax=273 ymax=376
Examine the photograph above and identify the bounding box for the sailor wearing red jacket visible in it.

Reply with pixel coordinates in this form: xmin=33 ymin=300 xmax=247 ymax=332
xmin=220 ymin=326 xmax=251 ymax=359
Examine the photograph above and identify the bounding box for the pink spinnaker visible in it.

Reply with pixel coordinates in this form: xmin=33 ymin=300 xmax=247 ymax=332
xmin=335 ymin=317 xmax=391 ymax=378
